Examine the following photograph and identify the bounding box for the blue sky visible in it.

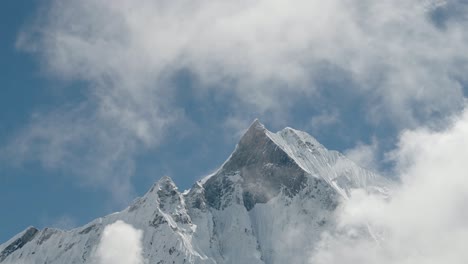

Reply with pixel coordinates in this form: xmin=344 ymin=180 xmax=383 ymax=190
xmin=1 ymin=0 xmax=468 ymax=243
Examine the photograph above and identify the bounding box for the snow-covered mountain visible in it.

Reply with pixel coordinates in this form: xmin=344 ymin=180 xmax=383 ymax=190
xmin=0 ymin=120 xmax=390 ymax=264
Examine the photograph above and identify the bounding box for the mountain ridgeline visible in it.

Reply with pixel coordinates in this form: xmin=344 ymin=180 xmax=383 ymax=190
xmin=0 ymin=120 xmax=390 ymax=264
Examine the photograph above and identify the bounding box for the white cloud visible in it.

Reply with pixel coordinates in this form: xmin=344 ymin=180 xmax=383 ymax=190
xmin=94 ymin=220 xmax=145 ymax=264
xmin=18 ymin=0 xmax=468 ymax=122
xmin=344 ymin=138 xmax=379 ymax=171
xmin=9 ymin=0 xmax=468 ymax=201
xmin=310 ymin=106 xmax=468 ymax=263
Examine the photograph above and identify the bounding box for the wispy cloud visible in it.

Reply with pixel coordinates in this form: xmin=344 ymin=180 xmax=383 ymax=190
xmin=40 ymin=214 xmax=77 ymax=230
xmin=344 ymin=138 xmax=379 ymax=171
xmin=3 ymin=104 xmax=150 ymax=204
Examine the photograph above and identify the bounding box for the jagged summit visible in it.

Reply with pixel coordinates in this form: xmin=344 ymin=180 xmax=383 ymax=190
xmin=203 ymin=120 xmax=310 ymax=210
xmin=237 ymin=118 xmax=268 ymax=149
xmin=0 ymin=121 xmax=390 ymax=264
xmin=157 ymin=176 xmax=178 ymax=191
xmin=246 ymin=118 xmax=266 ymax=131
xmin=239 ymin=119 xmax=324 ymax=158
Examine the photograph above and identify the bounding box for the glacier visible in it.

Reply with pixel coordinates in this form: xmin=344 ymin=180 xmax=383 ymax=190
xmin=0 ymin=120 xmax=390 ymax=264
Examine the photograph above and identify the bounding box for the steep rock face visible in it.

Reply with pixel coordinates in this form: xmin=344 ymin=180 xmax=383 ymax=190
xmin=0 ymin=120 xmax=390 ymax=264
xmin=204 ymin=120 xmax=308 ymax=211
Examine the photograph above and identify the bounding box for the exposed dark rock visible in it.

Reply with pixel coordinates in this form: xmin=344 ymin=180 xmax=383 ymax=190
xmin=150 ymin=214 xmax=168 ymax=228
xmin=157 ymin=177 xmax=181 ymax=210
xmin=78 ymin=224 xmax=97 ymax=235
xmin=185 ymin=183 xmax=207 ymax=210
xmin=204 ymin=120 xmax=307 ymax=211
xmin=204 ymin=173 xmax=236 ymax=210
xmin=37 ymin=228 xmax=58 ymax=245
xmin=0 ymin=227 xmax=39 ymax=261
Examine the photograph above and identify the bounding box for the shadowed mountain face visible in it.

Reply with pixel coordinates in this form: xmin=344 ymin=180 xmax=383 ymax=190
xmin=0 ymin=120 xmax=390 ymax=264
xmin=204 ymin=120 xmax=308 ymax=210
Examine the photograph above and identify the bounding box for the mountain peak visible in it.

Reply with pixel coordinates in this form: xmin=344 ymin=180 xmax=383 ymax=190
xmin=204 ymin=120 xmax=309 ymax=210
xmin=240 ymin=118 xmax=267 ymax=141
xmin=203 ymin=121 xmax=389 ymax=211
xmin=145 ymin=176 xmax=178 ymax=199
xmin=237 ymin=119 xmax=268 ymax=148
xmin=248 ymin=118 xmax=265 ymax=130
xmin=155 ymin=176 xmax=179 ymax=198
xmin=157 ymin=175 xmax=176 ymax=188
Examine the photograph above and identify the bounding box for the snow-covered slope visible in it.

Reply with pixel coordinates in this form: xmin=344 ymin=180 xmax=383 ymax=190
xmin=0 ymin=120 xmax=390 ymax=264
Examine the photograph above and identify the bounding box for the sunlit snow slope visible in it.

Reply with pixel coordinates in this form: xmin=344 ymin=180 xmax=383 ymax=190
xmin=0 ymin=120 xmax=390 ymax=264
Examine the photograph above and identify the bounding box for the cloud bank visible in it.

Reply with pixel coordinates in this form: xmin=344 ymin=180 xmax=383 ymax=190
xmin=19 ymin=0 xmax=468 ymax=121
xmin=8 ymin=0 xmax=468 ymax=201
xmin=311 ymin=106 xmax=468 ymax=263
xmin=94 ymin=220 xmax=145 ymax=264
